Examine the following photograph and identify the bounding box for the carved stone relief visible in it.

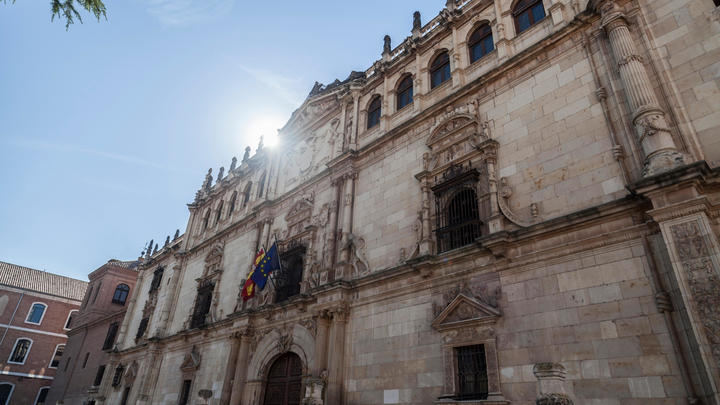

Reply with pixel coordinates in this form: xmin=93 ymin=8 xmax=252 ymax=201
xmin=670 ymin=220 xmax=720 ymax=365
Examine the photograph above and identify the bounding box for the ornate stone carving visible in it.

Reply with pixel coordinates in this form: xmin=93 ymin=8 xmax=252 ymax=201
xmin=277 ymin=328 xmax=294 ymax=353
xmin=299 ymin=317 xmax=317 ymax=338
xmin=498 ymin=177 xmax=542 ymax=227
xmin=180 ymin=346 xmax=201 ymax=373
xmin=338 ymin=233 xmax=370 ymax=278
xmin=671 ymin=220 xmax=720 ymax=364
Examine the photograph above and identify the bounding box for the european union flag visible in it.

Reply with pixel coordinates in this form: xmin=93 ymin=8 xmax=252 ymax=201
xmin=251 ymin=242 xmax=280 ymax=290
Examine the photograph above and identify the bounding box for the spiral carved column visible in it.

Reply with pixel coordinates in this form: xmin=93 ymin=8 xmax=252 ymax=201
xmin=598 ymin=0 xmax=684 ymax=176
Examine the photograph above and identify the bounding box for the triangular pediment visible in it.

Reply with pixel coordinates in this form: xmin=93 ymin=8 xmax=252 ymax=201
xmin=180 ymin=346 xmax=201 ymax=372
xmin=432 ymin=293 xmax=501 ymax=331
xmin=427 ymin=114 xmax=477 ymax=148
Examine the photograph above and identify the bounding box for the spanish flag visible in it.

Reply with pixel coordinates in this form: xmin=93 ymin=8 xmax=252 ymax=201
xmin=241 ymin=248 xmax=265 ymax=301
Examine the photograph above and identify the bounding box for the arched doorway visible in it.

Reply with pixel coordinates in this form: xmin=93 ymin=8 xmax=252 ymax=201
xmin=263 ymin=352 xmax=302 ymax=405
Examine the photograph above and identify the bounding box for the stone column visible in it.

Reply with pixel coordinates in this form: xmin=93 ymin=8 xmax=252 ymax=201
xmin=220 ymin=332 xmax=242 ymax=404
xmin=229 ymin=331 xmax=253 ymax=405
xmin=338 ymin=173 xmax=356 ymax=267
xmin=326 ymin=305 xmax=349 ymax=404
xmin=419 ymin=178 xmax=434 ymax=256
xmin=313 ymin=311 xmax=331 ymax=376
xmin=597 ymin=0 xmax=684 ymax=176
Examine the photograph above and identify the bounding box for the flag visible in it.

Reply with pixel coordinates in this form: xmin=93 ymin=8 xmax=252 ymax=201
xmin=251 ymin=242 xmax=281 ymax=291
xmin=241 ymin=248 xmax=265 ymax=301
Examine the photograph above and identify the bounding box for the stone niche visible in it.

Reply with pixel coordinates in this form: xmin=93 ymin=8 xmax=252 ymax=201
xmin=432 ymin=293 xmax=508 ymax=404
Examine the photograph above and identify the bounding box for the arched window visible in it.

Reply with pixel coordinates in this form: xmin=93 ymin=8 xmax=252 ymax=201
xmin=430 ymin=51 xmax=452 ymax=89
xmin=112 ymin=284 xmax=130 ymax=305
xmin=469 ymin=24 xmax=494 ymax=63
xmin=257 ymin=172 xmax=267 ymax=198
xmin=49 ymin=344 xmax=64 ymax=368
xmin=513 ymin=0 xmax=546 ymax=34
xmin=0 ymin=383 xmax=14 ymax=405
xmin=215 ymin=201 xmax=224 ymax=224
xmin=367 ymin=96 xmax=381 ymax=129
xmin=243 ymin=182 xmax=253 ymax=207
xmin=8 ymin=338 xmax=32 ymax=364
xmin=228 ymin=192 xmax=238 ymax=217
xmin=396 ymin=75 xmax=414 ymax=111
xmin=25 ymin=302 xmax=47 ymax=324
xmin=64 ymin=310 xmax=78 ymax=330
xmin=203 ymin=209 xmax=211 ymax=230
xmin=34 ymin=387 xmax=50 ymax=405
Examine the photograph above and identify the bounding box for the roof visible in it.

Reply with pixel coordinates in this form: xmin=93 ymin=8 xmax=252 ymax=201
xmin=0 ymin=260 xmax=88 ymax=301
xmin=105 ymin=259 xmax=141 ymax=271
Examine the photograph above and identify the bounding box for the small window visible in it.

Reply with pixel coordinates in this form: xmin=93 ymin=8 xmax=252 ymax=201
xmin=112 ymin=364 xmax=125 ymax=387
xmin=136 ymin=318 xmax=149 ymax=340
xmin=34 ymin=387 xmax=49 ymax=405
xmin=257 ymin=172 xmax=267 ymax=198
xmin=203 ymin=209 xmax=211 ymax=230
xmin=242 ymin=182 xmax=253 ymax=208
xmin=120 ymin=387 xmax=130 ymax=405
xmin=0 ymin=383 xmax=14 ymax=405
xmin=276 ymin=245 xmax=305 ymax=303
xmin=25 ymin=303 xmax=47 ymax=324
xmin=92 ymin=282 xmax=102 ymax=304
xmin=396 ymin=76 xmax=414 ymax=111
xmin=93 ymin=365 xmax=106 ymax=386
xmin=112 ymin=284 xmax=130 ymax=305
xmin=455 ymin=345 xmax=488 ymax=400
xmin=367 ymin=96 xmax=381 ymax=129
xmin=437 ymin=188 xmax=482 ymax=252
xmin=9 ymin=338 xmax=32 ymax=364
xmin=430 ymin=52 xmax=451 ymax=89
xmin=49 ymin=344 xmax=64 ymax=368
xmin=64 ymin=310 xmax=78 ymax=330
xmin=513 ymin=0 xmax=546 ymax=34
xmin=228 ymin=192 xmax=238 ymax=217
xmin=150 ymin=267 xmax=164 ymax=292
xmin=215 ymin=201 xmax=224 ymax=224
xmin=469 ymin=24 xmax=494 ymax=63
xmin=103 ymin=322 xmax=119 ymax=350
xmin=179 ymin=380 xmax=192 ymax=405
xmin=82 ymin=352 xmax=90 ymax=368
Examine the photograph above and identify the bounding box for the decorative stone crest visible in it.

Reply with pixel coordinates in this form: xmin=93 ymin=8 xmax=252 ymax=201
xmin=432 ymin=293 xmax=501 ymax=331
xmin=277 ymin=327 xmax=294 ymax=353
xmin=180 ymin=346 xmax=201 ymax=373
xmin=498 ymin=177 xmax=543 ymax=227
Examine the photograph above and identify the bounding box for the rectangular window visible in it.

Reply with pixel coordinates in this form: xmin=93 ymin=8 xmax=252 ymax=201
xmin=455 ymin=345 xmax=488 ymax=400
xmin=112 ymin=365 xmax=124 ymax=387
xmin=49 ymin=345 xmax=64 ymax=368
xmin=103 ymin=322 xmax=119 ymax=350
xmin=26 ymin=303 xmax=46 ymax=324
xmin=190 ymin=283 xmax=214 ymax=329
xmin=93 ymin=365 xmax=106 ymax=386
xmin=275 ymin=245 xmax=305 ymax=303
xmin=136 ymin=318 xmax=149 ymax=340
xmin=120 ymin=386 xmax=130 ymax=405
xmin=9 ymin=339 xmax=31 ymax=364
xmin=179 ymin=380 xmax=192 ymax=405
xmin=149 ymin=267 xmax=164 ymax=292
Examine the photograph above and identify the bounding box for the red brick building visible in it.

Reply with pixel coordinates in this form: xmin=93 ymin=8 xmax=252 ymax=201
xmin=0 ymin=261 xmax=87 ymax=405
xmin=46 ymin=259 xmax=139 ymax=405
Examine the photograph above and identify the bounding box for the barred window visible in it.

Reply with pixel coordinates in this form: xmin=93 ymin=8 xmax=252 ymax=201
xmin=93 ymin=365 xmax=106 ymax=387
xmin=135 ymin=318 xmax=149 ymax=341
xmin=455 ymin=345 xmax=488 ymax=400
xmin=103 ymin=322 xmax=119 ymax=350
xmin=436 ymin=188 xmax=482 ymax=252
xmin=149 ymin=267 xmax=164 ymax=292
xmin=190 ymin=281 xmax=214 ymax=329
xmin=8 ymin=338 xmax=31 ymax=364
xmin=112 ymin=365 xmax=125 ymax=387
xmin=275 ymin=245 xmax=305 ymax=303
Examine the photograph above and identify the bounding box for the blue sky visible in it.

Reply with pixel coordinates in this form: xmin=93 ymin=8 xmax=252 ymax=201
xmin=0 ymin=0 xmax=443 ymax=280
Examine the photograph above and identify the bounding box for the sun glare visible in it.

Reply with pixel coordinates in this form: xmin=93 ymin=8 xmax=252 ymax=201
xmin=245 ymin=114 xmax=286 ymax=149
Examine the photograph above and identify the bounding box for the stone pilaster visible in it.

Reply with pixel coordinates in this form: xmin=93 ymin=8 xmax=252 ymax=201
xmin=220 ymin=331 xmax=243 ymax=404
xmin=597 ymin=0 xmax=684 ymax=177
xmin=326 ymin=305 xmax=349 ymax=404
xmin=419 ymin=178 xmax=435 ymax=256
xmin=533 ymin=363 xmax=574 ymax=405
xmin=229 ymin=330 xmax=254 ymax=405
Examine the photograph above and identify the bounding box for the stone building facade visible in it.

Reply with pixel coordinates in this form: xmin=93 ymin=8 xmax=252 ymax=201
xmin=98 ymin=0 xmax=720 ymax=403
xmin=0 ymin=261 xmax=87 ymax=405
xmin=46 ymin=259 xmax=140 ymax=405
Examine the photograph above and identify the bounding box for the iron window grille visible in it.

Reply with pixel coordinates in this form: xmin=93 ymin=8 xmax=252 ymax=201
xmin=433 ymin=167 xmax=483 ymax=253
xmin=103 ymin=322 xmax=119 ymax=350
xmin=190 ymin=281 xmax=214 ymax=329
xmin=455 ymin=344 xmax=489 ymax=400
xmin=112 ymin=365 xmax=124 ymax=387
xmin=469 ymin=24 xmax=494 ymax=63
xmin=9 ymin=339 xmax=31 ymax=363
xmin=135 ymin=318 xmax=149 ymax=341
xmin=274 ymin=244 xmax=305 ymax=303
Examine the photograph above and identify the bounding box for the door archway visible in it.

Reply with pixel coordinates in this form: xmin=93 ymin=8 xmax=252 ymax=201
xmin=263 ymin=352 xmax=302 ymax=405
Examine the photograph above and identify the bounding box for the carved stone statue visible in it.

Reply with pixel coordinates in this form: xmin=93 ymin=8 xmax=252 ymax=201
xmin=217 ymin=166 xmax=224 ymax=183
xmin=383 ymin=35 xmax=391 ymax=54
xmin=242 ymin=146 xmax=251 ymax=162
xmin=413 ymin=11 xmax=421 ymax=31
xmin=229 ymin=156 xmax=237 ymax=172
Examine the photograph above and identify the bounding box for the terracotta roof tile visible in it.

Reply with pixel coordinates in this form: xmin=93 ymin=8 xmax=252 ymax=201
xmin=0 ymin=261 xmax=88 ymax=301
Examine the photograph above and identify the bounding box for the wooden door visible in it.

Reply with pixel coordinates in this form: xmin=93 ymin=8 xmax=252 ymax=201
xmin=263 ymin=353 xmax=302 ymax=405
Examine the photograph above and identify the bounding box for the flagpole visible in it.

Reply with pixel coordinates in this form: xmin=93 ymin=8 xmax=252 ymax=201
xmin=267 ymin=233 xmax=282 ymax=291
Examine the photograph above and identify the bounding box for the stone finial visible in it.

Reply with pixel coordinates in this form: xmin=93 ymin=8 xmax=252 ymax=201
xmin=229 ymin=156 xmax=237 ymax=172
xmin=242 ymin=146 xmax=251 ymax=162
xmin=203 ymin=168 xmax=213 ymax=192
xmin=413 ymin=11 xmax=421 ymax=31
xmin=383 ymin=35 xmax=392 ymax=55
xmin=257 ymin=136 xmax=264 ymax=153
xmin=174 ymin=229 xmax=180 ymax=240
xmin=146 ymin=240 xmax=154 ymax=258
xmin=153 ymin=243 xmax=158 ymax=254
xmin=445 ymin=0 xmax=456 ymax=11
xmin=217 ymin=166 xmax=224 ymax=183
xmin=164 ymin=236 xmax=170 ymax=247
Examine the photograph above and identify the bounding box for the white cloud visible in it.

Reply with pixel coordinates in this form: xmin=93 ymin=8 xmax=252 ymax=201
xmin=144 ymin=0 xmax=235 ymax=26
